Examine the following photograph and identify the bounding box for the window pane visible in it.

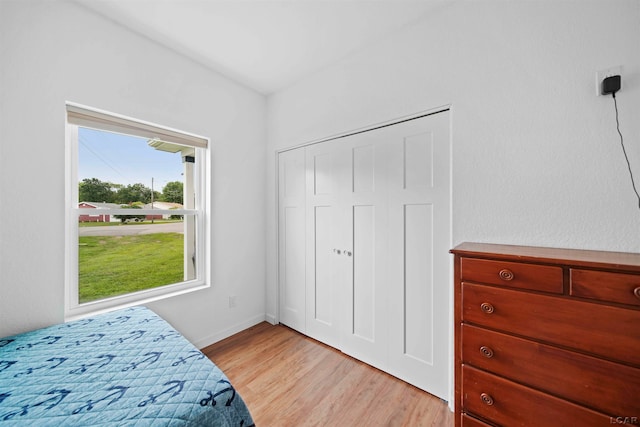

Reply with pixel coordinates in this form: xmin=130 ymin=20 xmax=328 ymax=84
xmin=78 ymin=127 xmax=190 ymax=205
xmin=76 ymin=126 xmax=198 ymax=304
xmin=78 ymin=214 xmax=196 ymax=304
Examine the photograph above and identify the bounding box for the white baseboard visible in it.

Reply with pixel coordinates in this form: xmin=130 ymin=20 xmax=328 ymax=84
xmin=265 ymin=313 xmax=277 ymax=325
xmin=195 ymin=313 xmax=266 ymax=349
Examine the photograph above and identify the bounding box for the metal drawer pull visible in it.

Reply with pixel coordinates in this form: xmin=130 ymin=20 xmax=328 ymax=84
xmin=634 ymin=287 xmax=640 ymax=300
xmin=499 ymin=269 xmax=514 ymax=281
xmin=480 ymin=302 xmax=495 ymax=314
xmin=480 ymin=393 xmax=494 ymax=406
xmin=480 ymin=346 xmax=494 ymax=358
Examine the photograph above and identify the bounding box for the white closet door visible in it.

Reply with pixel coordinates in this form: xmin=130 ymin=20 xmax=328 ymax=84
xmin=304 ymin=140 xmax=349 ymax=350
xmin=338 ymin=132 xmax=390 ymax=370
xmin=277 ymin=148 xmax=307 ymax=333
xmin=386 ymin=112 xmax=450 ymax=399
xmin=278 ymin=110 xmax=451 ymax=401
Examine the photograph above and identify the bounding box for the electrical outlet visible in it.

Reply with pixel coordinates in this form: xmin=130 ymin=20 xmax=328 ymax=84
xmin=228 ymin=295 xmax=237 ymax=308
xmin=596 ymin=65 xmax=623 ymax=96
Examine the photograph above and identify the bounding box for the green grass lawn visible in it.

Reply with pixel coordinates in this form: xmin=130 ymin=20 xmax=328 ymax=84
xmin=78 ymin=233 xmax=183 ymax=303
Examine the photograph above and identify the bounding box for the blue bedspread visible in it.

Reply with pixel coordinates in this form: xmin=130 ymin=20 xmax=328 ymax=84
xmin=0 ymin=306 xmax=254 ymax=426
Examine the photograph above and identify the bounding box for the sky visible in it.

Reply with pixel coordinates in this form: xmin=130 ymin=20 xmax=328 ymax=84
xmin=78 ymin=127 xmax=184 ymax=191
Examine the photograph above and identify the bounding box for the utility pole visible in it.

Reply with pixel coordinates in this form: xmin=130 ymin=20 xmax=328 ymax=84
xmin=151 ymin=177 xmax=154 ymax=224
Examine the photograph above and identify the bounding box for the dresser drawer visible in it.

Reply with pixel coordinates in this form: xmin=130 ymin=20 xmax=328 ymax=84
xmin=460 ymin=258 xmax=563 ymax=293
xmin=462 ymin=365 xmax=611 ymax=426
xmin=571 ymin=269 xmax=640 ymax=307
xmin=462 ymin=414 xmax=494 ymax=427
xmin=462 ymin=283 xmax=640 ymax=366
xmin=462 ymin=324 xmax=640 ymax=416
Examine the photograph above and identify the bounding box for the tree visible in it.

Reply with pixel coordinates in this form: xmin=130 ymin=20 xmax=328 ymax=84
xmin=162 ymin=181 xmax=183 ymax=204
xmin=78 ymin=178 xmax=116 ymax=203
xmin=116 ymin=183 xmax=153 ymax=204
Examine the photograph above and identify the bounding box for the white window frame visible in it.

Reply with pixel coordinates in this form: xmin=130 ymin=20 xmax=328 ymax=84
xmin=65 ymin=102 xmax=210 ymax=320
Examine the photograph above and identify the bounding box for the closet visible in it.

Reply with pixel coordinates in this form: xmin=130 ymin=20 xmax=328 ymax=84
xmin=277 ymin=111 xmax=450 ymax=399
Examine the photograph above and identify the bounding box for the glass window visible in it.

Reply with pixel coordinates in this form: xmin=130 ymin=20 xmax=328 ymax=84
xmin=65 ymin=103 xmax=209 ymax=318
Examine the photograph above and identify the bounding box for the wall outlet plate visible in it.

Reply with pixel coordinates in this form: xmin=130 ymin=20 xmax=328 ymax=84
xmin=596 ymin=65 xmax=623 ymax=96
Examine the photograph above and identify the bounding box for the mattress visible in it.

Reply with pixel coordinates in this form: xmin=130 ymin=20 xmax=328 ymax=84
xmin=0 ymin=306 xmax=254 ymax=426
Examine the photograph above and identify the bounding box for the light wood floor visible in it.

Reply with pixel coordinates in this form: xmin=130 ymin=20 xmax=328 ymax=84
xmin=202 ymin=322 xmax=453 ymax=427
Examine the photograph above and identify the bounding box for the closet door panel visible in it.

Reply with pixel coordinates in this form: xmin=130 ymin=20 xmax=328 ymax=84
xmin=283 ymin=208 xmax=305 ymax=314
xmin=312 ymin=152 xmax=333 ymax=195
xmin=312 ymin=206 xmax=337 ymax=325
xmin=340 ymin=136 xmax=389 ymax=370
xmin=352 ymin=144 xmax=375 ymax=193
xmin=278 ymin=149 xmax=306 ymax=332
xmin=304 ymin=141 xmax=347 ymax=349
xmin=404 ymin=132 xmax=434 ymax=189
xmin=352 ymin=204 xmax=375 ymax=341
xmin=404 ymin=203 xmax=435 ymax=364
xmin=388 ymin=112 xmax=450 ymax=400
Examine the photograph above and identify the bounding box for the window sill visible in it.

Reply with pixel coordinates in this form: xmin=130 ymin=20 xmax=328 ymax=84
xmin=65 ymin=281 xmax=210 ymax=322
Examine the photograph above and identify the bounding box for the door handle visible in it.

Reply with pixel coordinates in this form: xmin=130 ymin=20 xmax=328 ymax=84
xmin=332 ymin=249 xmax=352 ymax=256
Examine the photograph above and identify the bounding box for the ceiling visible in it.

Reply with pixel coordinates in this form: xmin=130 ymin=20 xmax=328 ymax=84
xmin=77 ymin=0 xmax=447 ymax=95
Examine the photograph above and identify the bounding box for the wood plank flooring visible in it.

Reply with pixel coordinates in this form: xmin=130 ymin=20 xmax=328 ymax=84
xmin=202 ymin=322 xmax=453 ymax=426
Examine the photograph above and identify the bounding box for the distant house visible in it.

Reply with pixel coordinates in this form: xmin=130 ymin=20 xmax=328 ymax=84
xmin=143 ymin=202 xmax=183 ymax=220
xmin=78 ymin=202 xmax=122 ymax=222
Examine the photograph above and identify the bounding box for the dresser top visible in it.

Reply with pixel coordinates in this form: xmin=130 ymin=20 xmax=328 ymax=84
xmin=451 ymin=242 xmax=640 ymax=272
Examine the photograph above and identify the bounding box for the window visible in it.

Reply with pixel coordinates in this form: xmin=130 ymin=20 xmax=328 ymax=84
xmin=65 ymin=103 xmax=209 ymax=319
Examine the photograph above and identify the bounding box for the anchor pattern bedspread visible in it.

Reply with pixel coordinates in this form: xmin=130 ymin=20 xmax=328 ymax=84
xmin=0 ymin=306 xmax=254 ymax=426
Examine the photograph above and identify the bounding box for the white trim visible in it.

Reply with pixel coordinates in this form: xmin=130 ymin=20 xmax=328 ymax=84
xmin=73 ymin=208 xmax=196 ymax=216
xmin=276 ymin=104 xmax=451 ymax=154
xmin=194 ymin=144 xmax=209 ymax=286
xmin=194 ymin=313 xmax=266 ymax=349
xmin=447 ymin=106 xmax=455 ymax=412
xmin=66 ymin=102 xmax=208 ymax=148
xmin=66 ymin=282 xmax=209 ymax=321
xmin=272 ymin=150 xmax=281 ymax=326
xmin=65 ymin=124 xmax=80 ymax=314
xmin=65 ymin=103 xmax=211 ymax=320
xmin=265 ymin=313 xmax=277 ymax=325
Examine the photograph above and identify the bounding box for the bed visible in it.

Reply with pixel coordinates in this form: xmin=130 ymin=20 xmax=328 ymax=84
xmin=0 ymin=306 xmax=254 ymax=426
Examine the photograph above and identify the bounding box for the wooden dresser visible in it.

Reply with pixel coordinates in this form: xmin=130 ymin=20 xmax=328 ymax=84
xmin=451 ymin=243 xmax=640 ymax=427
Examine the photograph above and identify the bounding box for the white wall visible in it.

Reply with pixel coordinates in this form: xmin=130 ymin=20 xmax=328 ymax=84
xmin=265 ymin=0 xmax=640 ymax=320
xmin=0 ymin=0 xmax=267 ymax=342
xmin=2 ymin=0 xmax=638 ymax=346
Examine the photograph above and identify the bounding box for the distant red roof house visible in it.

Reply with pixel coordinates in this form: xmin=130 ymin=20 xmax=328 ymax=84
xmin=78 ymin=202 xmax=121 ymax=222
